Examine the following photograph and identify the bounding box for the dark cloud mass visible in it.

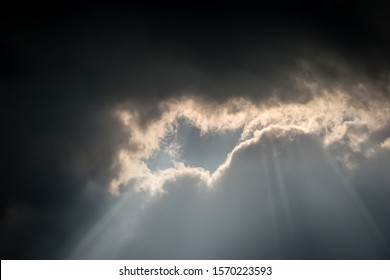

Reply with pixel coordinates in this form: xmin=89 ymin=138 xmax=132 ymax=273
xmin=2 ymin=2 xmax=390 ymax=259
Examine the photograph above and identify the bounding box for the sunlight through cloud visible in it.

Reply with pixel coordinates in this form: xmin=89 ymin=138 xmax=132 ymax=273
xmin=110 ymin=87 xmax=390 ymax=195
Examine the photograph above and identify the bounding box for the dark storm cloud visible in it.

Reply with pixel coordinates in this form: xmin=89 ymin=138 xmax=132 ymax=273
xmin=4 ymin=2 xmax=390 ymax=105
xmin=3 ymin=101 xmax=124 ymax=258
xmin=2 ymin=2 xmax=390 ymax=259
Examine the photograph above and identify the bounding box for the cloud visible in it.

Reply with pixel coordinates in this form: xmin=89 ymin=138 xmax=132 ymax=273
xmin=3 ymin=4 xmax=390 ymax=259
xmin=110 ymin=86 xmax=390 ymax=194
xmin=72 ymin=130 xmax=390 ymax=259
xmin=380 ymin=138 xmax=390 ymax=150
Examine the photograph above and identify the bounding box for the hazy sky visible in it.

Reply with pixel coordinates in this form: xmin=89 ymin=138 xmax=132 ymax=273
xmin=2 ymin=2 xmax=390 ymax=259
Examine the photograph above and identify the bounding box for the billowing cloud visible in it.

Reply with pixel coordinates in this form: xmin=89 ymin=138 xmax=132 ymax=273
xmin=380 ymin=138 xmax=390 ymax=150
xmin=72 ymin=129 xmax=390 ymax=259
xmin=71 ymin=77 xmax=389 ymax=259
xmin=110 ymin=85 xmax=390 ymax=194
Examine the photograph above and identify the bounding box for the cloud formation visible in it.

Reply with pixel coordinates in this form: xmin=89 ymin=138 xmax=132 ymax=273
xmin=3 ymin=3 xmax=390 ymax=259
xmin=381 ymin=138 xmax=390 ymax=150
xmin=72 ymin=129 xmax=390 ymax=259
xmin=110 ymin=84 xmax=390 ymax=194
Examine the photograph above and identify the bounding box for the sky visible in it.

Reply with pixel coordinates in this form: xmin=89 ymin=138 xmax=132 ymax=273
xmin=2 ymin=2 xmax=390 ymax=259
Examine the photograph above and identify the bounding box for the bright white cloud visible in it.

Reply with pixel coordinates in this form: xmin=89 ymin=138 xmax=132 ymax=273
xmin=380 ymin=138 xmax=390 ymax=150
xmin=110 ymin=87 xmax=390 ymax=195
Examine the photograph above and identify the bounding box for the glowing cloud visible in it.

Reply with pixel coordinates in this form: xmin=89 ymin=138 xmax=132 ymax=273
xmin=110 ymin=86 xmax=390 ymax=195
xmin=381 ymin=138 xmax=390 ymax=150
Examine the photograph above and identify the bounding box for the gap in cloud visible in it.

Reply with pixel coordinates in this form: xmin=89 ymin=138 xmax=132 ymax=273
xmin=145 ymin=150 xmax=175 ymax=171
xmin=176 ymin=120 xmax=242 ymax=173
xmin=145 ymin=118 xmax=243 ymax=173
xmin=145 ymin=130 xmax=178 ymax=172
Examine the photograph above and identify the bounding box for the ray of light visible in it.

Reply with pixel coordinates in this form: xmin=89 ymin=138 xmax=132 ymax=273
xmin=321 ymin=145 xmax=390 ymax=255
